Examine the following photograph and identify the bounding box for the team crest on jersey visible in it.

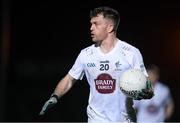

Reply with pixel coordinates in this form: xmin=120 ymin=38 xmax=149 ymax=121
xmin=94 ymin=73 xmax=116 ymax=94
xmin=115 ymin=61 xmax=122 ymax=71
xmin=146 ymin=104 xmax=159 ymax=114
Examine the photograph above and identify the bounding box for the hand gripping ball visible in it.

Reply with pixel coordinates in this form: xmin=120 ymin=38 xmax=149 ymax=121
xmin=119 ymin=69 xmax=147 ymax=98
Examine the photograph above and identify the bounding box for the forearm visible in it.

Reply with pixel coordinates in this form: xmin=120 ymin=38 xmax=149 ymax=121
xmin=165 ymin=101 xmax=174 ymax=120
xmin=53 ymin=74 xmax=76 ymax=98
xmin=125 ymin=97 xmax=137 ymax=122
xmin=39 ymin=74 xmax=76 ymax=115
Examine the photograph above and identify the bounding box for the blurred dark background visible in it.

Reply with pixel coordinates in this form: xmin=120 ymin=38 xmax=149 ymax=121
xmin=1 ymin=0 xmax=180 ymax=122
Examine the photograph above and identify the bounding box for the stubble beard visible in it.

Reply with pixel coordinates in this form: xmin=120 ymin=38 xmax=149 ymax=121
xmin=92 ymin=38 xmax=102 ymax=47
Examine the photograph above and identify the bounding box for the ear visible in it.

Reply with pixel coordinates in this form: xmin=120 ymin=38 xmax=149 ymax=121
xmin=107 ymin=24 xmax=114 ymax=33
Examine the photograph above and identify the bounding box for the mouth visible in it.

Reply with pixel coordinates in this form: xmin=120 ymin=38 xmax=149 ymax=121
xmin=91 ymin=33 xmax=94 ymax=37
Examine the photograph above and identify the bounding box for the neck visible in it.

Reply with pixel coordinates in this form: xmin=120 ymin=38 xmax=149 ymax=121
xmin=99 ymin=36 xmax=118 ymax=53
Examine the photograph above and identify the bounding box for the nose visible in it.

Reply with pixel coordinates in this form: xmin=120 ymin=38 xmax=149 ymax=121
xmin=90 ymin=24 xmax=93 ymax=31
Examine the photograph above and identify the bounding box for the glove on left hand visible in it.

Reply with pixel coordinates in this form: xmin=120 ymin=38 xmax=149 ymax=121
xmin=133 ymin=80 xmax=154 ymax=100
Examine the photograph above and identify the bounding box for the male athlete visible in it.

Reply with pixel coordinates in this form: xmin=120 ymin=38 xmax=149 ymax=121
xmin=39 ymin=6 xmax=154 ymax=122
xmin=134 ymin=64 xmax=174 ymax=122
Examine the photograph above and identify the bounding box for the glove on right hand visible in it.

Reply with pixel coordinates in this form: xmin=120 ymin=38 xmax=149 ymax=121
xmin=39 ymin=94 xmax=58 ymax=115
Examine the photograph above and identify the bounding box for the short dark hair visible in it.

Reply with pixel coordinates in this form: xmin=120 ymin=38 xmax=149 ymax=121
xmin=147 ymin=64 xmax=160 ymax=75
xmin=90 ymin=6 xmax=120 ymax=32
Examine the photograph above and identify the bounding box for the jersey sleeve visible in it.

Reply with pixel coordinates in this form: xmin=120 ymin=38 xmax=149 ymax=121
xmin=164 ymin=86 xmax=173 ymax=105
xmin=132 ymin=49 xmax=148 ymax=77
xmin=68 ymin=51 xmax=85 ymax=80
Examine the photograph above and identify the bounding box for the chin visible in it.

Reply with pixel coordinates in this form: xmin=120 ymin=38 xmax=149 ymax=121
xmin=92 ymin=38 xmax=97 ymax=42
xmin=92 ymin=38 xmax=99 ymax=42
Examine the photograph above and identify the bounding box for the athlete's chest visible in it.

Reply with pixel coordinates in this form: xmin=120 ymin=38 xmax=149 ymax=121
xmin=83 ymin=51 xmax=131 ymax=75
xmin=83 ymin=51 xmax=131 ymax=94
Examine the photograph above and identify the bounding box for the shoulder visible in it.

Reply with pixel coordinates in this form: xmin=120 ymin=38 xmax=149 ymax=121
xmin=79 ymin=44 xmax=96 ymax=56
xmin=118 ymin=40 xmax=141 ymax=55
xmin=157 ymin=82 xmax=170 ymax=92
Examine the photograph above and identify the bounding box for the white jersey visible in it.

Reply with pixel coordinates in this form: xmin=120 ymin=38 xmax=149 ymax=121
xmin=134 ymin=82 xmax=173 ymax=122
xmin=69 ymin=39 xmax=147 ymax=122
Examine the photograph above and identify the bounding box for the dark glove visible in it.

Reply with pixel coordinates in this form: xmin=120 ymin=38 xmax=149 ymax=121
xmin=133 ymin=80 xmax=154 ymax=100
xmin=124 ymin=97 xmax=137 ymax=123
xmin=39 ymin=94 xmax=58 ymax=115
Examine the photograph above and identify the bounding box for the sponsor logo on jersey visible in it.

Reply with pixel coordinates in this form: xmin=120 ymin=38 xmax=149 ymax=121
xmin=94 ymin=73 xmax=116 ymax=94
xmin=100 ymin=60 xmax=109 ymax=63
xmin=87 ymin=63 xmax=96 ymax=67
